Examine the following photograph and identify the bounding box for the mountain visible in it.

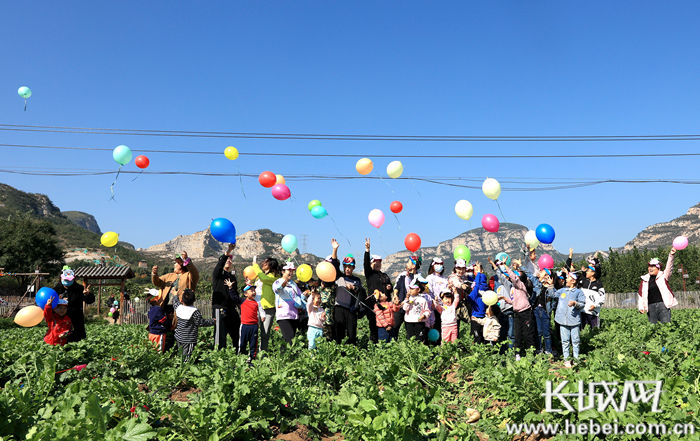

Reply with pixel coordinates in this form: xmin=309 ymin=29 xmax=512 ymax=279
xmin=621 ymin=203 xmax=700 ymax=251
xmin=62 ymin=211 xmax=102 ymax=234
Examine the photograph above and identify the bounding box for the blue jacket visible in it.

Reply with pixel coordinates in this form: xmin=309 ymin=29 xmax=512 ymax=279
xmin=548 ymin=288 xmax=585 ymax=326
xmin=468 ymin=272 xmax=488 ymax=318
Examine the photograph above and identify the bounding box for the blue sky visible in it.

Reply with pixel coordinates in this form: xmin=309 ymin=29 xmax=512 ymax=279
xmin=1 ymin=1 xmax=699 ymax=259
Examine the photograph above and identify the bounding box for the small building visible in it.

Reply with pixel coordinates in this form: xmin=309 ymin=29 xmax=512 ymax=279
xmin=73 ymin=265 xmax=135 ymax=323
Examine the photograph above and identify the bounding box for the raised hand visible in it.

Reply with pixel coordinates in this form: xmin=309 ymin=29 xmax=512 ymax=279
xmin=365 ymin=238 xmax=370 ymax=251
xmin=152 ymin=265 xmax=158 ymax=275
xmin=331 ymin=238 xmax=339 ymax=250
xmin=224 ymin=279 xmax=234 ymax=288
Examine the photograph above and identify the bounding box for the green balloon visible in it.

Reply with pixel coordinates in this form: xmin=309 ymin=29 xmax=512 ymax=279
xmin=453 ymin=245 xmax=471 ymax=262
xmin=17 ymin=86 xmax=32 ymax=99
xmin=308 ymin=199 xmax=322 ymax=211
xmin=112 ymin=145 xmax=132 ymax=166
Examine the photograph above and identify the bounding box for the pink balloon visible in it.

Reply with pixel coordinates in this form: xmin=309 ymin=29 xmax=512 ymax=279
xmin=368 ymin=209 xmax=385 ymax=228
xmin=672 ymin=236 xmax=688 ymax=250
xmin=537 ymin=254 xmax=554 ymax=269
xmin=481 ymin=214 xmax=500 ymax=232
xmin=271 ymin=184 xmax=291 ymax=200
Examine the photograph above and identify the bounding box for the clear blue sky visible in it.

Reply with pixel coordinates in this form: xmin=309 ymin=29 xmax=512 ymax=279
xmin=1 ymin=1 xmax=699 ymax=259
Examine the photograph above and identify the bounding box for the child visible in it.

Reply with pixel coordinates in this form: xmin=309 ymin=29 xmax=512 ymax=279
xmin=306 ymin=291 xmax=327 ymax=349
xmin=319 ymin=280 xmax=337 ymax=340
xmin=548 ymin=273 xmax=585 ymax=367
xmin=230 ymin=281 xmax=263 ymax=362
xmin=402 ymin=279 xmax=430 ymax=342
xmin=434 ymin=288 xmax=460 ymax=343
xmin=173 ymin=289 xmax=215 ymax=362
xmin=471 ymin=305 xmax=502 ymax=346
xmin=147 ymin=294 xmax=169 ymax=352
xmin=44 ymin=297 xmax=72 ymax=346
xmin=373 ymin=290 xmax=401 ymax=342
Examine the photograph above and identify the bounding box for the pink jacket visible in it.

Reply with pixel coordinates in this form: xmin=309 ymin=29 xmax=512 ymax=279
xmin=638 ymin=252 xmax=678 ymax=311
xmin=503 ymin=266 xmax=532 ymax=312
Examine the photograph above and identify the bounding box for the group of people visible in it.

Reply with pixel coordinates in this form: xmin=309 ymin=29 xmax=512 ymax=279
xmin=40 ymin=240 xmax=682 ymax=368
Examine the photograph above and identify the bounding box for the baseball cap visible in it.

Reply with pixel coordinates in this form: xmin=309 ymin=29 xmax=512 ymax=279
xmin=325 ymin=255 xmax=333 ymax=262
xmin=455 ymin=259 xmax=467 ymax=268
xmin=370 ymin=255 xmax=382 ymax=262
xmin=568 ymin=272 xmax=578 ymax=281
xmin=544 ymin=268 xmax=552 ymax=276
xmin=432 ymin=257 xmax=444 ymax=264
xmin=57 ymin=298 xmax=69 ymax=305
xmin=342 ymin=256 xmax=356 ymax=266
xmin=282 ymin=262 xmax=296 ymax=271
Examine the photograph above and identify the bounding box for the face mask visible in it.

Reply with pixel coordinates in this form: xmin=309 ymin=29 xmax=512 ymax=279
xmin=61 ymin=280 xmax=74 ymax=287
xmin=434 ymin=265 xmax=444 ymax=273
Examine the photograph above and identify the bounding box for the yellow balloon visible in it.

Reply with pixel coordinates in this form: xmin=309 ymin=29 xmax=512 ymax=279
xmin=356 ymin=158 xmax=374 ymax=175
xmin=482 ymin=290 xmax=498 ymax=306
xmin=243 ymin=266 xmax=257 ymax=281
xmin=482 ymin=178 xmax=501 ymax=200
xmin=454 ymin=200 xmax=473 ymax=220
xmin=276 ymin=174 xmax=286 ymax=185
xmin=315 ymin=261 xmax=337 ymax=283
xmin=101 ymin=231 xmax=119 ymax=247
xmin=296 ymin=264 xmax=313 ymax=282
xmin=387 ymin=160 xmax=403 ymax=179
xmin=224 ymin=146 xmax=239 ymax=160
xmin=14 ymin=305 xmax=44 ymax=327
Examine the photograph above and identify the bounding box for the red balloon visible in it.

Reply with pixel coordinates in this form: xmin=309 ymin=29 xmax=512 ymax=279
xmin=258 ymin=171 xmax=277 ymax=188
xmin=404 ymin=233 xmax=421 ymax=252
xmin=390 ymin=201 xmax=403 ymax=214
xmin=134 ymin=155 xmax=150 ymax=169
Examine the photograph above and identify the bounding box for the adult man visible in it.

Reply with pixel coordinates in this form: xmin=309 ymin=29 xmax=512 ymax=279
xmin=362 ymin=238 xmax=393 ymax=343
xmin=331 ymin=239 xmax=365 ymax=345
xmin=53 ymin=266 xmax=94 ymax=342
xmin=212 ymin=243 xmax=240 ymax=350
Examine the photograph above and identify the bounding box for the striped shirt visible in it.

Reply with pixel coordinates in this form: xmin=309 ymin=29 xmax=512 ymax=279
xmin=173 ymin=296 xmax=214 ymax=344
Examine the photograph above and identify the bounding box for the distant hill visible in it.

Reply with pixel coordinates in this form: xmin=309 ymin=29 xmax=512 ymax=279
xmin=621 ymin=203 xmax=700 ymax=251
xmin=62 ymin=211 xmax=102 ymax=234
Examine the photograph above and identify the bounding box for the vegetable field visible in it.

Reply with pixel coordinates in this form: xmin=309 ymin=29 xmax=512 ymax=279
xmin=0 ymin=309 xmax=698 ymax=441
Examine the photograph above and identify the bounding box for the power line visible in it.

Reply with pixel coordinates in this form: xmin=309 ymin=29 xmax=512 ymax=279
xmin=1 ymin=143 xmax=699 ymax=159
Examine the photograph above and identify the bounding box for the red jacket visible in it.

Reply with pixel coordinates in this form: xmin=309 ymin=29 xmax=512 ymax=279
xmin=240 ymin=298 xmax=260 ymax=325
xmin=44 ymin=302 xmax=73 ymax=346
xmin=374 ymin=302 xmax=401 ymax=328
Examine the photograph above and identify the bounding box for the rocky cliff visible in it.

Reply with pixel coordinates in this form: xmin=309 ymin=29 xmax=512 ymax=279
xmin=62 ymin=211 xmax=102 ymax=234
xmin=621 ymin=203 xmax=700 ymax=251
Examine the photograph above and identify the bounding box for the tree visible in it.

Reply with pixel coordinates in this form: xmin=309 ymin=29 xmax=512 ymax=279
xmin=0 ymin=215 xmax=64 ymax=275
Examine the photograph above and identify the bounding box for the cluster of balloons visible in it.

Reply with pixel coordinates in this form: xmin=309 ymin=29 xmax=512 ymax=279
xmin=112 ymin=145 xmax=151 ymax=170
xmin=100 ymin=231 xmax=119 ymax=248
xmin=308 ymin=200 xmax=328 ymax=219
xmin=210 ymin=218 xmax=237 ymax=243
xmin=281 ymin=234 xmax=298 ymax=253
xmin=259 ymin=171 xmax=291 ymax=200
xmin=355 ymin=158 xmax=404 ymax=179
xmin=14 ymin=287 xmax=59 ymax=326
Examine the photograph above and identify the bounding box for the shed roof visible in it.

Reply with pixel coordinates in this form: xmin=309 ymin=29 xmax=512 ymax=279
xmin=73 ymin=265 xmax=135 ymax=279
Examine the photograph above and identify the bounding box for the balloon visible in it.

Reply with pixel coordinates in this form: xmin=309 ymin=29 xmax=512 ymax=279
xmin=258 ymin=171 xmax=277 ymax=188
xmin=109 ymin=307 xmax=116 ymax=313
xmin=427 ymin=329 xmax=440 ymax=342
xmin=454 ymin=200 xmax=473 ymax=220
xmin=271 ymin=184 xmax=291 ymax=200
xmin=101 ymin=231 xmax=119 ymax=247
xmin=524 ymin=230 xmax=540 ymax=250
xmin=17 ymin=86 xmax=32 ymax=99
xmin=368 ymin=209 xmax=385 ymax=228
xmin=308 ymin=200 xmax=322 ymax=211
xmin=35 ymin=287 xmax=58 ymax=309
xmin=112 ymin=145 xmax=132 ymax=166
xmin=224 ymin=146 xmax=239 ymax=160
xmin=243 ymin=266 xmax=257 ymax=280
xmin=453 ymin=245 xmax=471 ymax=262
xmin=673 ymin=236 xmax=688 ymax=250
xmin=482 ymin=290 xmax=498 ymax=306
xmin=481 ymin=214 xmax=500 ymax=233
xmin=535 ymin=224 xmax=555 ymax=244
xmin=281 ymin=234 xmax=298 ymax=253
xmin=495 ymin=252 xmax=511 ymax=266
xmin=311 ymin=206 xmax=328 ymax=219
xmin=113 ymin=300 xmax=119 ymax=306
xmin=275 ymin=174 xmax=286 ymax=185
xmin=108 ymin=312 xmax=113 ymax=317
xmin=316 ymin=261 xmax=337 ymax=283
xmin=390 ymin=201 xmax=403 ymax=214
xmin=537 ymin=254 xmax=554 ymax=269
xmin=296 ymin=264 xmax=313 ymax=283
xmin=210 ymin=218 xmax=237 ymax=243
xmin=356 ymin=158 xmax=374 ymax=175
xmin=387 ymin=161 xmax=404 ymax=179
xmin=14 ymin=305 xmax=44 ymax=327
xmin=404 ymin=233 xmax=421 ymax=252
xmin=134 ymin=155 xmax=150 ymax=169
xmin=482 ymin=178 xmax=501 ymax=200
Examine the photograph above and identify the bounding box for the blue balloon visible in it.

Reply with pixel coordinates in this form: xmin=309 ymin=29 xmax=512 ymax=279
xmin=310 ymin=206 xmax=328 ymax=219
xmin=281 ymin=234 xmax=298 ymax=253
xmin=36 ymin=287 xmax=58 ymax=309
xmin=427 ymin=328 xmax=440 ymax=342
xmin=535 ymin=224 xmax=556 ymax=244
xmin=210 ymin=218 xmax=237 ymax=243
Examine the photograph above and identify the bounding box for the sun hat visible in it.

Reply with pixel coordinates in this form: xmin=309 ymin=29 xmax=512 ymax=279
xmin=455 ymin=259 xmax=467 ymax=268
xmin=648 ymin=258 xmax=661 ymax=268
xmin=370 ymin=255 xmax=382 ymax=262
xmin=282 ymin=262 xmax=296 ymax=271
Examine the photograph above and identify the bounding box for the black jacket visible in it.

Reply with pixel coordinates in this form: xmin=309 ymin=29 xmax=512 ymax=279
xmin=362 ymin=251 xmax=392 ymax=314
xmin=212 ymin=254 xmax=239 ymax=315
xmin=54 ymin=282 xmax=95 ymax=342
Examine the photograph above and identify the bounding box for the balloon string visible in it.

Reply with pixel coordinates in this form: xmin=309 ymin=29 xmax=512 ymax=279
xmin=393 ymin=213 xmax=402 ymax=230
xmin=379 ymin=176 xmax=396 ymax=194
xmin=237 ymin=168 xmax=247 ymax=200
xmin=130 ymin=170 xmax=144 ymax=182
xmin=24 ymin=99 xmax=27 ymax=112
xmin=496 ymin=200 xmax=506 ymax=222
xmin=328 ymin=213 xmax=352 ymax=248
xmin=109 ymin=166 xmax=122 ymax=200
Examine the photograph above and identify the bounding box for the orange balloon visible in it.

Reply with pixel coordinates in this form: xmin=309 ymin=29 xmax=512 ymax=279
xmin=275 ymin=174 xmax=286 ymax=185
xmin=14 ymin=305 xmax=44 ymax=327
xmin=243 ymin=266 xmax=257 ymax=281
xmin=355 ymin=158 xmax=374 ymax=175
xmin=316 ymin=261 xmax=337 ymax=282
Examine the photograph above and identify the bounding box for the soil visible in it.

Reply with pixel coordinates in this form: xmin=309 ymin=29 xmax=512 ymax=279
xmin=275 ymin=424 xmax=311 ymax=441
xmin=168 ymin=387 xmax=201 ymax=402
xmin=137 ymin=383 xmax=149 ymax=393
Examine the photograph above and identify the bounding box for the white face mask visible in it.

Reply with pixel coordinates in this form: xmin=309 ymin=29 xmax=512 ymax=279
xmin=434 ymin=265 xmax=444 ymax=273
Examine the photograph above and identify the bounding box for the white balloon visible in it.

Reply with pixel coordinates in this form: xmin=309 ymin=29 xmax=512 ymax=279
xmin=525 ymin=230 xmax=540 ymax=250
xmin=387 ymin=161 xmax=404 ymax=179
xmin=454 ymin=200 xmax=474 ymax=220
xmin=482 ymin=178 xmax=501 ymax=200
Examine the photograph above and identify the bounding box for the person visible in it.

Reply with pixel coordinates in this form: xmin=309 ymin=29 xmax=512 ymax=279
xmin=173 ymin=289 xmax=215 ymax=362
xmin=638 ymin=248 xmax=679 ymax=324
xmin=212 ymin=243 xmax=240 ymax=350
xmin=273 ymin=262 xmax=305 ymax=346
xmin=448 ymin=259 xmax=472 ymax=336
xmin=392 ymin=255 xmax=421 ymax=339
xmin=471 ymin=305 xmax=502 ymax=346
xmin=467 ymin=263 xmax=488 ymax=344
xmin=433 ymin=288 xmax=460 ymax=344
xmin=332 ymin=253 xmax=364 ymax=345
xmin=363 ymin=238 xmax=393 ymax=344
xmin=402 ymin=277 xmax=430 ymax=343
xmin=548 ymin=273 xmax=586 ymax=367
xmin=226 ymin=280 xmax=262 ymax=362
xmin=54 ymin=266 xmax=94 ymax=342
xmin=489 ymin=257 xmax=515 ymax=348
xmin=531 ymin=269 xmax=554 ymax=354
xmin=426 ymin=258 xmax=449 ymax=341
xmin=373 ymin=290 xmax=402 ymax=343
xmin=252 ymin=256 xmax=281 ymax=352
xmin=306 ymin=291 xmax=326 ymax=349
xmin=319 ymin=277 xmax=337 ymax=340
xmin=579 ymin=262 xmax=606 ymax=331
xmin=147 ymin=294 xmax=169 ymax=352
xmin=152 ymin=252 xmax=200 ymax=307
xmin=43 ymin=296 xmax=72 ymax=346
xmin=497 ymin=260 xmax=538 ymax=359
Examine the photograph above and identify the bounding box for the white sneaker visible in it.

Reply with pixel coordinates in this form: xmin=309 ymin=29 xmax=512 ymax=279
xmin=515 ymin=354 xmax=521 ymax=361
xmin=564 ymin=360 xmax=572 ymax=368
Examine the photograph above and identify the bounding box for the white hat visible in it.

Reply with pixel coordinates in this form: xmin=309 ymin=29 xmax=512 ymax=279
xmin=325 ymin=255 xmax=333 ymax=262
xmin=432 ymin=257 xmax=444 ymax=264
xmin=648 ymin=258 xmax=661 ymax=268
xmin=455 ymin=259 xmax=467 ymax=268
xmin=370 ymin=255 xmax=382 ymax=262
xmin=283 ymin=262 xmax=296 ymax=271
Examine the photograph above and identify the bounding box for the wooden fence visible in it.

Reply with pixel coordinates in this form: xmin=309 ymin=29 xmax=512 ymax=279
xmin=604 ymin=291 xmax=699 ymax=309
xmin=118 ymin=300 xmax=213 ymax=325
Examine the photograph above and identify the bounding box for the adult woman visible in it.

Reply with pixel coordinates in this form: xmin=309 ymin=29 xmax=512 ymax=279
xmin=426 ymin=258 xmax=449 ymax=340
xmin=497 ymin=260 xmax=538 ymax=358
xmin=638 ymin=248 xmax=678 ymax=324
xmin=447 ymin=259 xmax=471 ymax=335
xmin=392 ymin=256 xmax=421 ymax=338
xmin=252 ymin=256 xmax=281 ymax=352
xmin=272 ymin=262 xmax=305 ymax=345
xmin=212 ymin=243 xmax=239 ymax=350
xmin=53 ymin=266 xmax=94 ymax=343
xmin=152 ymin=251 xmax=199 ymax=306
